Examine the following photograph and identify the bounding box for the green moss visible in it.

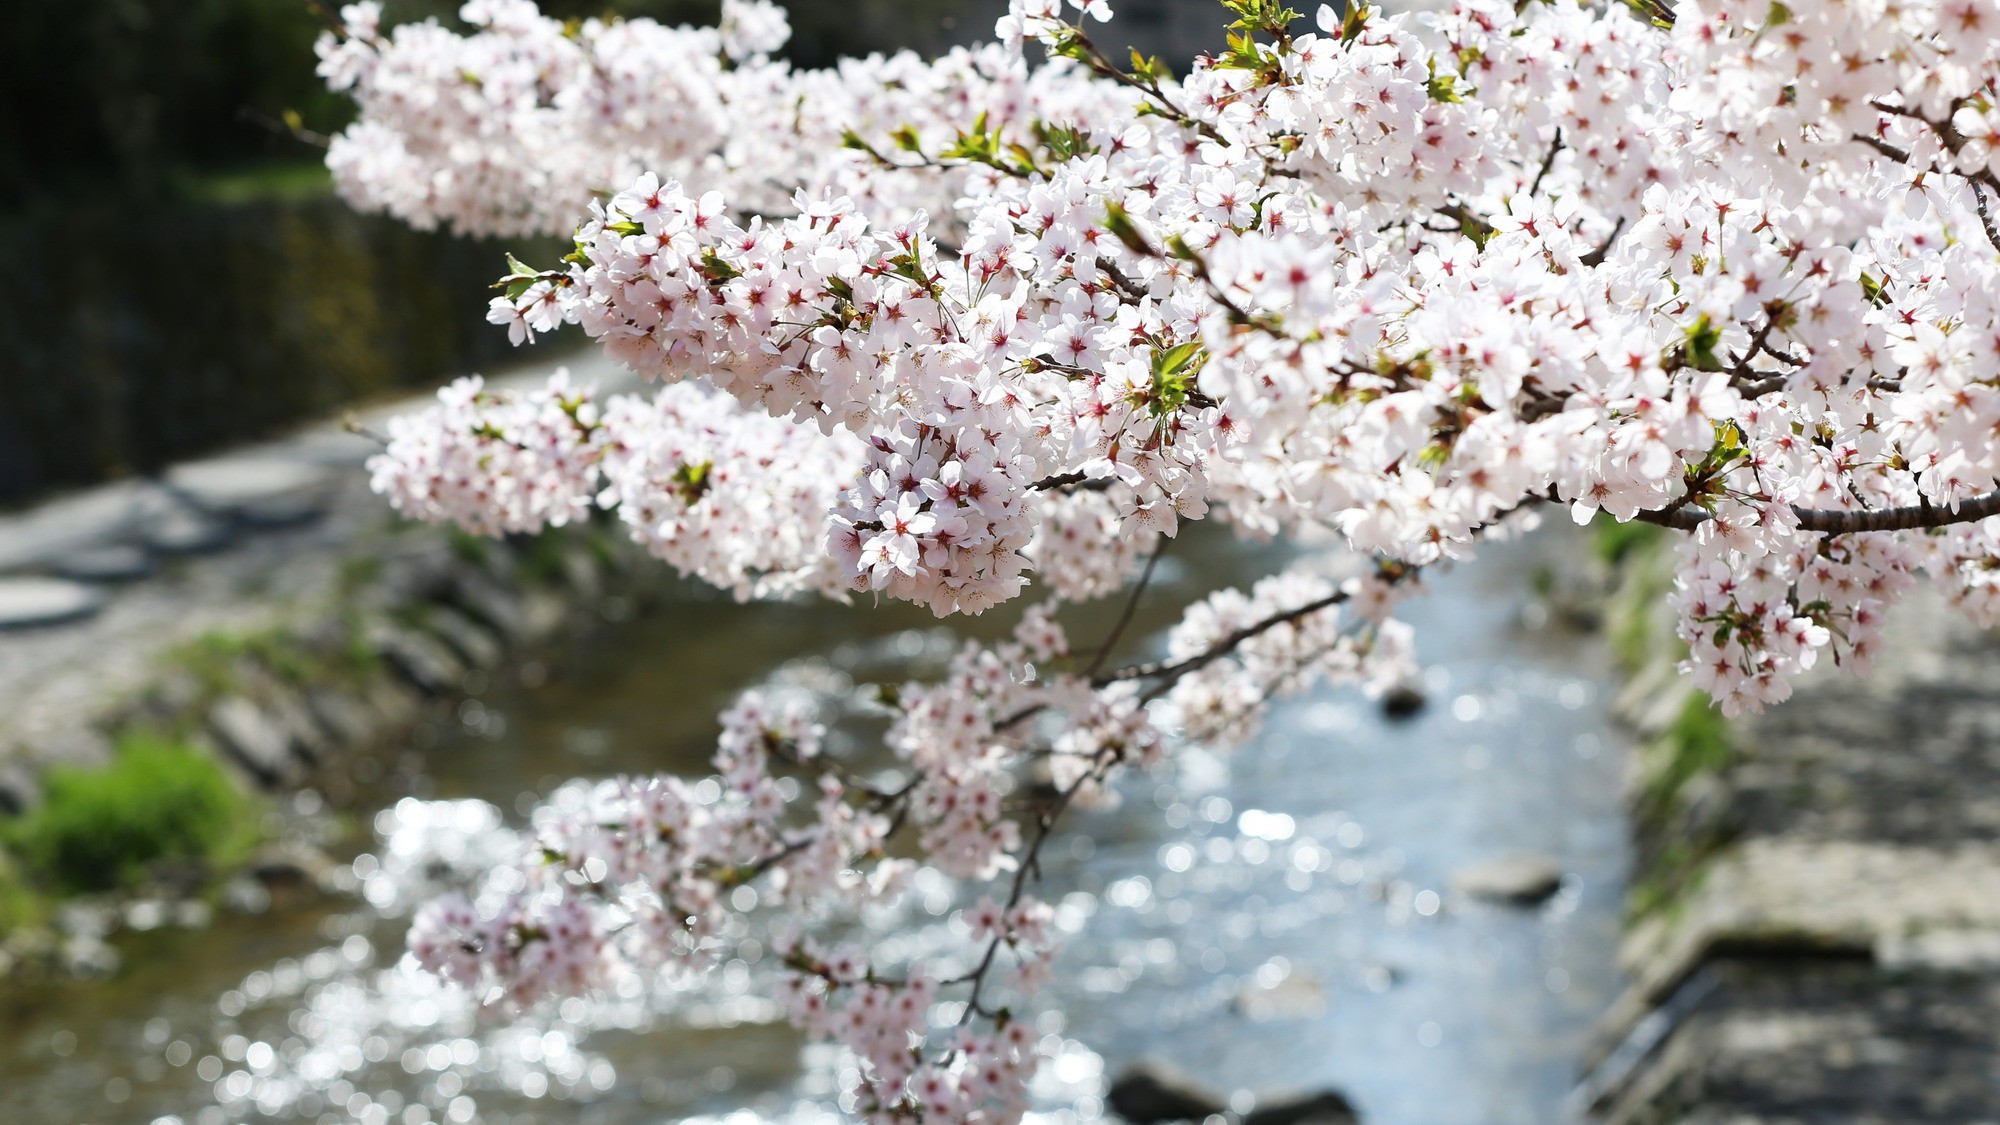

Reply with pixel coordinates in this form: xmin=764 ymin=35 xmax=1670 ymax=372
xmin=338 ymin=554 xmax=384 ymax=595
xmin=168 ymin=624 xmax=379 ymax=704
xmin=2 ymin=736 xmax=257 ymax=895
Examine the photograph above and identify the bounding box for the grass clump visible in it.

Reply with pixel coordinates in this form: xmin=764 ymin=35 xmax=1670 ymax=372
xmin=1626 ymin=693 xmax=1738 ymax=923
xmin=3 ymin=736 xmax=256 ymax=895
xmin=1643 ymin=691 xmax=1735 ymax=814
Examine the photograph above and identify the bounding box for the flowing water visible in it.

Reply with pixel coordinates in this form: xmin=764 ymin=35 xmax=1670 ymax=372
xmin=0 ymin=525 xmax=1629 ymax=1125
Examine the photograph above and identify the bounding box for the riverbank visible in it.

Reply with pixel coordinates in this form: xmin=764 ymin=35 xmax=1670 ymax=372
xmin=1579 ymin=534 xmax=2000 ymax=1121
xmin=0 ymin=350 xmax=651 ymax=976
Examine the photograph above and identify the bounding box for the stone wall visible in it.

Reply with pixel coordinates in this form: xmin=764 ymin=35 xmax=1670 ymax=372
xmin=0 ymin=195 xmax=560 ymax=505
xmin=0 ymin=353 xmax=645 ymax=812
xmin=1582 ymin=570 xmax=2000 ymax=1121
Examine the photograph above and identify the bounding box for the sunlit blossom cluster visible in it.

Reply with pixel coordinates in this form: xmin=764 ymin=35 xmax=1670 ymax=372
xmin=337 ymin=0 xmax=2000 ymax=1114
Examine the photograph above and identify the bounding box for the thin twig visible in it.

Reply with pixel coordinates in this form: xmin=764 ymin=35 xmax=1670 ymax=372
xmin=1083 ymin=540 xmax=1169 ymax=679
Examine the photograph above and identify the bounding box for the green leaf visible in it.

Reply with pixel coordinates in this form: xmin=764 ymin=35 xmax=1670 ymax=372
xmin=1340 ymin=3 xmax=1371 ymax=43
xmin=699 ymin=247 xmax=742 ymax=283
xmin=1127 ymin=48 xmax=1172 ymax=85
xmin=1684 ymin=313 xmax=1725 ymax=372
xmin=671 ymin=460 xmax=714 ymax=504
xmin=1146 ymin=340 xmax=1206 ymax=415
xmin=1425 ymin=59 xmax=1463 ymax=103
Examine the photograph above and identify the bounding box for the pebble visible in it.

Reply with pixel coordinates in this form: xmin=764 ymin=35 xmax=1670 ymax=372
xmin=0 ymin=577 xmax=108 ymax=629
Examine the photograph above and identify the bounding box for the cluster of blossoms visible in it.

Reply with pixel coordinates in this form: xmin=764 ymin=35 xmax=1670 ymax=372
xmin=369 ymin=370 xmax=604 ymax=536
xmin=373 ymin=373 xmax=863 ymax=598
xmin=333 ymin=0 xmax=2000 ymax=1114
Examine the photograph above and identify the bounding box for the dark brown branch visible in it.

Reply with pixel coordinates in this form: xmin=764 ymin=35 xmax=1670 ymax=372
xmin=1029 ymin=470 xmax=1116 ymax=492
xmin=1630 ymin=489 xmax=2000 ymax=533
xmin=1580 ymin=216 xmax=1626 ymax=268
xmin=1529 ymin=129 xmax=1564 ymax=198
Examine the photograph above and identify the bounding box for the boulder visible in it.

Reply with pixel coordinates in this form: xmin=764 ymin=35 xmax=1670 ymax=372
xmin=1107 ymin=1059 xmax=1227 ymax=1123
xmin=1452 ymin=855 xmax=1564 ymax=905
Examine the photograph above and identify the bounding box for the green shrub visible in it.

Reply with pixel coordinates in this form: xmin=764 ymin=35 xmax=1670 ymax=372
xmin=3 ymin=737 xmax=253 ymax=894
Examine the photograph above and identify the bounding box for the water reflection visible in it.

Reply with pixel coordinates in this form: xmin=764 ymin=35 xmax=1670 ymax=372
xmin=0 ymin=528 xmax=1627 ymax=1124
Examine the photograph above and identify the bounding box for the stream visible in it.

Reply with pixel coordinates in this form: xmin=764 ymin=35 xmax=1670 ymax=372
xmin=0 ymin=525 xmax=1629 ymax=1125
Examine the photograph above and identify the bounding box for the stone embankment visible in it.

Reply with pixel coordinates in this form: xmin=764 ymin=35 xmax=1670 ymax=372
xmin=1580 ymin=549 xmax=2000 ymax=1121
xmin=0 ymin=350 xmax=649 ymax=968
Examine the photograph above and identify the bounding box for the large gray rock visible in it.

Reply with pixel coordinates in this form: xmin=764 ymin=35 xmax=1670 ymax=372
xmin=367 ymin=622 xmax=464 ymax=696
xmin=209 ymin=697 xmax=297 ymax=785
xmin=449 ymin=567 xmax=534 ymax=643
xmin=0 ymin=577 xmax=108 ymax=629
xmin=1452 ymin=855 xmax=1564 ymax=906
xmin=306 ymin=687 xmax=381 ymax=747
xmin=424 ymin=606 xmax=505 ymax=670
xmin=1107 ymin=1059 xmax=1227 ymax=1123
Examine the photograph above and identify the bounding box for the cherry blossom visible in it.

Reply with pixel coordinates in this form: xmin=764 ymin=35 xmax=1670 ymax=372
xmin=333 ymin=0 xmax=2000 ymax=1114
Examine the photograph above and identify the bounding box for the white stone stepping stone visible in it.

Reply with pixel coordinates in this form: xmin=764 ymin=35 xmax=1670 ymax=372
xmin=146 ymin=508 xmax=233 ymax=555
xmin=0 ymin=577 xmax=108 ymax=629
xmin=166 ymin=459 xmax=335 ymax=525
xmin=51 ymin=543 xmax=154 ymax=583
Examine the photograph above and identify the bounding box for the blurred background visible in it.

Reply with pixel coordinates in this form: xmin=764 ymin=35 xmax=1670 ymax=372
xmin=0 ymin=0 xmax=1226 ymax=505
